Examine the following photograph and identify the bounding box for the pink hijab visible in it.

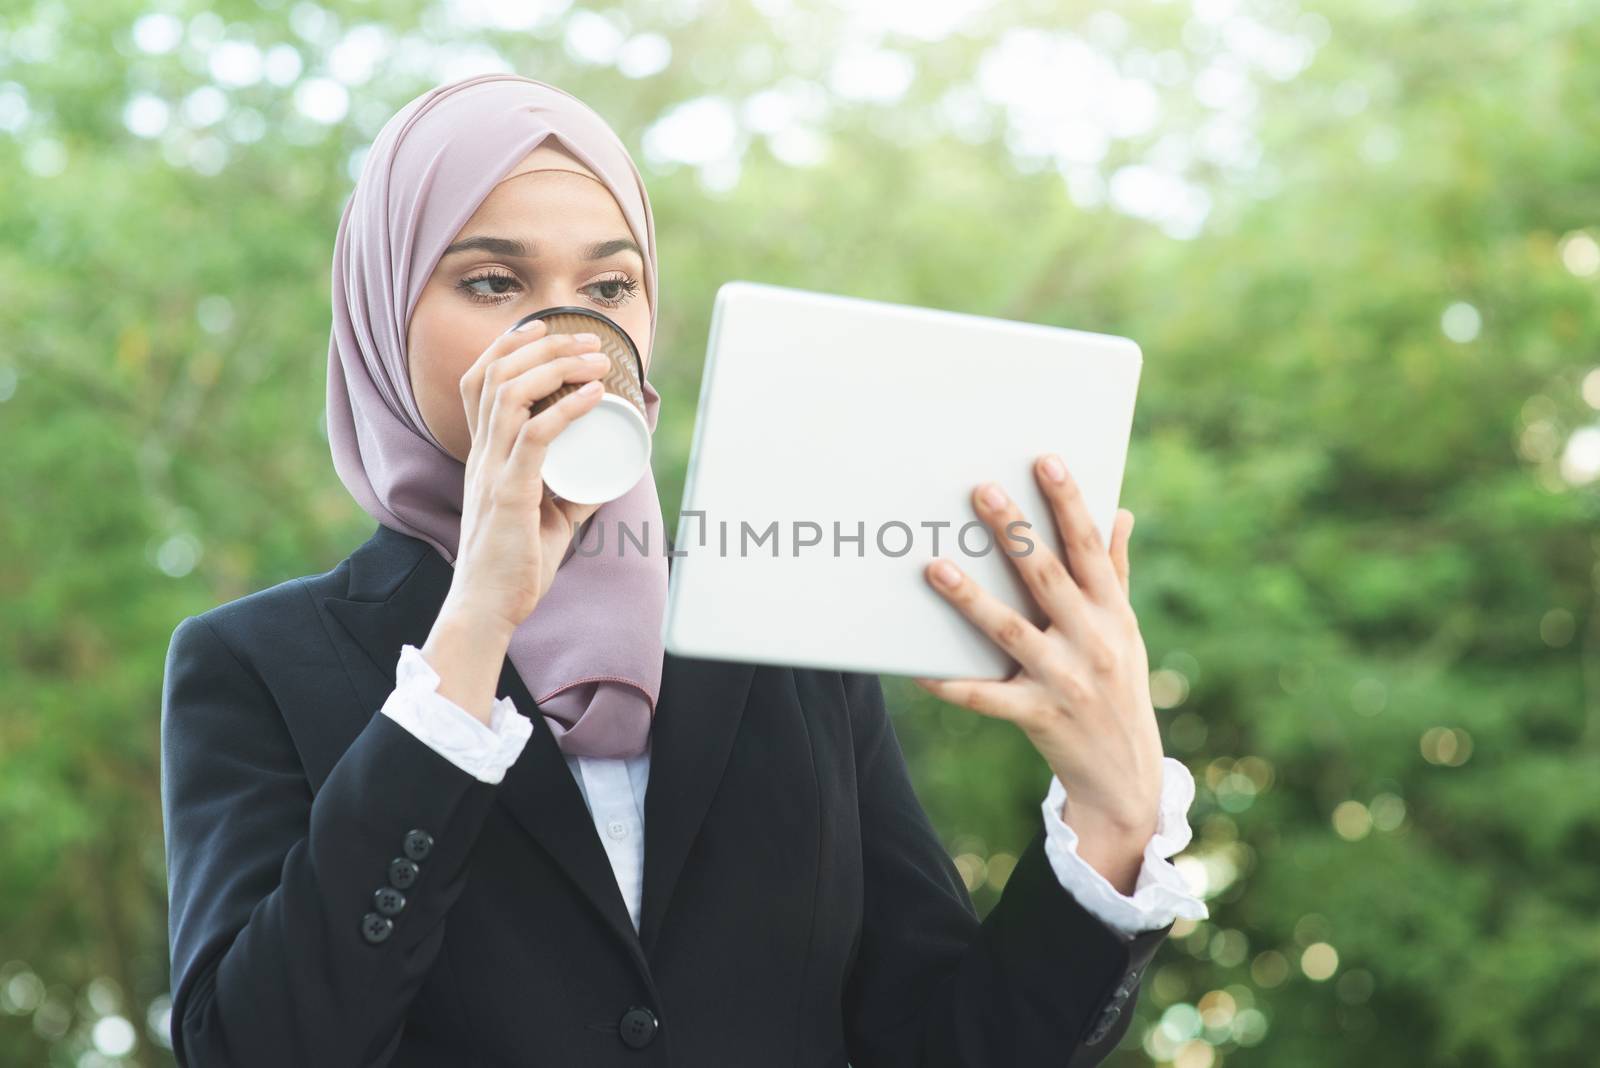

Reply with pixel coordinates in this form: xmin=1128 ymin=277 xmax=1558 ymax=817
xmin=325 ymin=73 xmax=666 ymax=759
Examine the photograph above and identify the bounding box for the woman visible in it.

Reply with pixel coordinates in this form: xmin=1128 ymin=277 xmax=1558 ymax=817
xmin=160 ymin=73 xmax=1206 ymax=1067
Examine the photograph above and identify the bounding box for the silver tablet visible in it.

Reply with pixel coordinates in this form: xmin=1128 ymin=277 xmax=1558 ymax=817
xmin=660 ymin=281 xmax=1143 ymax=681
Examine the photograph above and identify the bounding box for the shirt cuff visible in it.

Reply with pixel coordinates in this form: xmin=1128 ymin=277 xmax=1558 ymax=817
xmin=378 ymin=643 xmax=532 ymax=785
xmin=1039 ymin=755 xmax=1211 ymax=940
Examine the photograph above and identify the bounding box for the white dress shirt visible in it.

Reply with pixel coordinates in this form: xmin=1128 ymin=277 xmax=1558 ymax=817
xmin=380 ymin=643 xmax=1209 ymax=941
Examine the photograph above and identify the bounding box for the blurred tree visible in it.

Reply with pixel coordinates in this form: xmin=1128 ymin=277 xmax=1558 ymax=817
xmin=0 ymin=0 xmax=1595 ymax=1065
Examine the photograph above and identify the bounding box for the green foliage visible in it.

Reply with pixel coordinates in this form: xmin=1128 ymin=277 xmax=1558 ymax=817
xmin=2 ymin=0 xmax=1597 ymax=1064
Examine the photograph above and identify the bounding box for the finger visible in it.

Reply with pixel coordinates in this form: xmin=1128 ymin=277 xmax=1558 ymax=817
xmin=1109 ymin=508 xmax=1133 ymax=600
xmin=1036 ymin=454 xmax=1123 ymax=604
xmin=502 ymin=380 xmax=607 ymax=493
xmin=912 ymin=675 xmax=1036 ymax=724
xmin=476 ymin=326 xmax=604 ymax=445
xmin=552 ymin=497 xmax=603 ymax=546
xmin=462 ymin=318 xmax=548 ymax=440
xmin=484 ymin=353 xmax=611 ymax=471
xmin=922 ymin=557 xmax=1072 ymax=694
xmin=465 ymin=323 xmax=606 ymax=444
xmin=970 ymin=479 xmax=1090 ymax=639
xmin=559 ymin=499 xmax=604 ymax=528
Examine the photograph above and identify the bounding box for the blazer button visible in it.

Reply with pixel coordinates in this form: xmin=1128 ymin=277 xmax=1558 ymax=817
xmin=403 ymin=828 xmax=434 ymax=862
xmin=388 ymin=857 xmax=420 ymax=889
xmin=360 ymin=912 xmax=394 ymax=945
xmin=618 ymin=1006 xmax=658 ymax=1048
xmin=373 ymin=887 xmax=406 ymax=916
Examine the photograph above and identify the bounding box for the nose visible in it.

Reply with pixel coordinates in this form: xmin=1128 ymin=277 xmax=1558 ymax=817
xmin=528 ymin=280 xmax=580 ymax=311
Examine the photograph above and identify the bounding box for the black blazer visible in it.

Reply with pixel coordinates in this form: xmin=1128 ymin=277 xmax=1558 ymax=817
xmin=160 ymin=521 xmax=1173 ymax=1067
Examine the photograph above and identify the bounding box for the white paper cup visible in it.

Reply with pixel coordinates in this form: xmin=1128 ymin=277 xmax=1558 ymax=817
xmin=541 ymin=392 xmax=652 ymax=504
xmin=513 ymin=307 xmax=651 ymax=505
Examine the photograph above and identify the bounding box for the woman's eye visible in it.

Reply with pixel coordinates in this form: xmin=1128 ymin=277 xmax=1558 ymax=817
xmin=456 ymin=269 xmax=638 ymax=307
xmin=457 ymin=271 xmax=522 ymax=302
xmin=586 ymin=274 xmax=639 ymax=307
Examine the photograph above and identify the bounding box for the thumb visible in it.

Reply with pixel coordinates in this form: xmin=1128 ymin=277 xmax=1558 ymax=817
xmin=1110 ymin=508 xmax=1133 ymax=599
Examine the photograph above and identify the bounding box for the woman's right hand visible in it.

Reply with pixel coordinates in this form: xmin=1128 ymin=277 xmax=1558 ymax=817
xmin=443 ymin=317 xmax=614 ymax=639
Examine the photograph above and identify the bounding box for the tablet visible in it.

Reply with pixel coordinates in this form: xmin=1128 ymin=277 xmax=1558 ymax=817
xmin=660 ymin=281 xmax=1143 ymax=681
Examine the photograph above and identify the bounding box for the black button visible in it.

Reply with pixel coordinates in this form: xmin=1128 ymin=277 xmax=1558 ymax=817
xmin=374 ymin=887 xmax=406 ymax=916
xmin=403 ymin=829 xmax=434 ymax=862
xmin=1086 ymin=1006 xmax=1118 ymax=1044
xmin=618 ymin=1006 xmax=658 ymax=1048
xmin=360 ymin=912 xmax=394 ymax=945
xmin=388 ymin=857 xmax=419 ymax=889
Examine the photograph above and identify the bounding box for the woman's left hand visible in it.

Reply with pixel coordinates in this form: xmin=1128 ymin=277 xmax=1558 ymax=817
xmin=914 ymin=454 xmax=1164 ymax=893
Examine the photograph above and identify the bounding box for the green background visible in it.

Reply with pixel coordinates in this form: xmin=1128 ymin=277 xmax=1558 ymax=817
xmin=2 ymin=0 xmax=1597 ymax=1064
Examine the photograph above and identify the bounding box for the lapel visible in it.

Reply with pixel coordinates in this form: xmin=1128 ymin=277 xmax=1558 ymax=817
xmin=320 ymin=523 xmax=756 ymax=975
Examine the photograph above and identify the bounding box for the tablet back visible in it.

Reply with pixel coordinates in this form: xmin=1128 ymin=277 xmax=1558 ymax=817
xmin=661 ymin=281 xmax=1142 ymax=680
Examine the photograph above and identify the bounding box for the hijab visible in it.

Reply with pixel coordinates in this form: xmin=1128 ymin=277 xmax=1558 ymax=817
xmin=325 ymin=72 xmax=666 ymax=759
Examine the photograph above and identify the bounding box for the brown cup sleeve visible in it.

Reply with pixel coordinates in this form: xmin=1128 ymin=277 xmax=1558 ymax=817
xmin=527 ymin=313 xmax=645 ymax=419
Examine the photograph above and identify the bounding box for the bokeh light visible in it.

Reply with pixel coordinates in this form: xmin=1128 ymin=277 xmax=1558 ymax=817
xmin=1419 ymin=726 xmax=1473 ymax=767
xmin=1300 ymin=942 xmax=1339 ymax=981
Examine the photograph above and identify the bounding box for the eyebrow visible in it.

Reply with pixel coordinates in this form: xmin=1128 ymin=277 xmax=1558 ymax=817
xmin=441 ymin=234 xmax=642 ymax=262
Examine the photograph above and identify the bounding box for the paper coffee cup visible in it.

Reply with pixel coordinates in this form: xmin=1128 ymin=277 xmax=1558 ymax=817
xmin=510 ymin=307 xmax=651 ymax=505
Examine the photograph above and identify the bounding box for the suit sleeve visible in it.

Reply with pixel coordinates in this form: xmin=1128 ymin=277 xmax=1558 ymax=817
xmin=381 ymin=643 xmax=531 ymax=784
xmin=160 ymin=613 xmax=505 ymax=1067
xmin=839 ymin=670 xmax=1176 ymax=1067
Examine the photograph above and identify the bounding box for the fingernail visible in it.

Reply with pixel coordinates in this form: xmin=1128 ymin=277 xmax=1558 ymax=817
xmin=581 ymin=351 xmax=608 ymax=361
xmin=1041 ymin=454 xmax=1066 ymax=483
xmin=980 ymin=483 xmax=1007 ymax=510
xmin=577 ymin=381 xmax=602 ymax=394
xmin=575 ymin=332 xmax=601 ymax=344
xmin=931 ymin=560 xmax=960 ymax=587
